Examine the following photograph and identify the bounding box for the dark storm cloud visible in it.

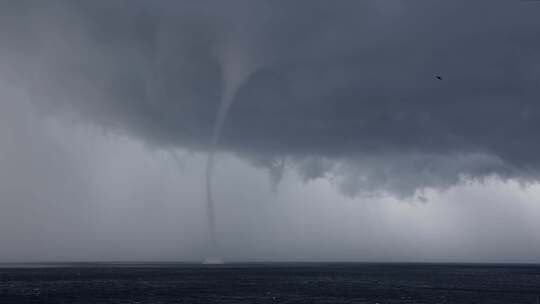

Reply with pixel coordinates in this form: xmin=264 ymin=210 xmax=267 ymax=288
xmin=2 ymin=0 xmax=540 ymax=196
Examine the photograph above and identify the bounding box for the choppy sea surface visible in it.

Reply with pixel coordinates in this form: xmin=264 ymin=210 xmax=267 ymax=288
xmin=1 ymin=262 xmax=540 ymax=303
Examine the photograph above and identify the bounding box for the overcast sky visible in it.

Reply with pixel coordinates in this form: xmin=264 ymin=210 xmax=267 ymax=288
xmin=1 ymin=0 xmax=540 ymax=263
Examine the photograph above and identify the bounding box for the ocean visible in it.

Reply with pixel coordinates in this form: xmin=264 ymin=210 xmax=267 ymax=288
xmin=1 ymin=263 xmax=540 ymax=303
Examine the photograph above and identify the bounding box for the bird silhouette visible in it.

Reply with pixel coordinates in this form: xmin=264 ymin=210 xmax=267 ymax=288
xmin=436 ymin=76 xmax=442 ymax=80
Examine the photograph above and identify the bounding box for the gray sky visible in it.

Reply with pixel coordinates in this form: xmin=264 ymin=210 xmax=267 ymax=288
xmin=1 ymin=0 xmax=540 ymax=263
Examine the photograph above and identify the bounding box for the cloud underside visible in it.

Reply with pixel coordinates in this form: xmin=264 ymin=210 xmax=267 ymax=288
xmin=2 ymin=0 xmax=540 ymax=196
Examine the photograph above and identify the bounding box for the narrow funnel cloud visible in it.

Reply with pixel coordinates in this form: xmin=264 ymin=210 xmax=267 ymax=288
xmin=205 ymin=42 xmax=258 ymax=261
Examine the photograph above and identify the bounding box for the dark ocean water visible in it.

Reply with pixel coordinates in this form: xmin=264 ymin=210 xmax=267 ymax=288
xmin=1 ymin=263 xmax=540 ymax=303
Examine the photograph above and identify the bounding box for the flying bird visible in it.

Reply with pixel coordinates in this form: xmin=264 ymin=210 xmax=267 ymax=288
xmin=436 ymin=76 xmax=442 ymax=80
